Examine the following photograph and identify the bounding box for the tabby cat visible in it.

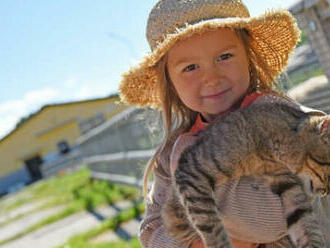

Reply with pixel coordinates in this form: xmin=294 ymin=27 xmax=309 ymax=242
xmin=162 ymin=102 xmax=330 ymax=248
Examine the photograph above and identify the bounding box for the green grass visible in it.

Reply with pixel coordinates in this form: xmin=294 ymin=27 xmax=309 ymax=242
xmin=0 ymin=168 xmax=91 ymax=213
xmin=0 ymin=168 xmax=140 ymax=246
xmin=1 ymin=168 xmax=138 ymax=216
xmin=59 ymin=203 xmax=145 ymax=248
xmin=61 ymin=237 xmax=141 ymax=248
xmin=297 ymin=29 xmax=309 ymax=47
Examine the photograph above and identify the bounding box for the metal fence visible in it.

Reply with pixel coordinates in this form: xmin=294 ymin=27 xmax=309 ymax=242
xmin=78 ymin=107 xmax=161 ymax=187
xmin=85 ymin=149 xmax=155 ymax=188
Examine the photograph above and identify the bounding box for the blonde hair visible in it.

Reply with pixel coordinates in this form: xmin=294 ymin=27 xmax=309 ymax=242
xmin=142 ymin=28 xmax=283 ymax=198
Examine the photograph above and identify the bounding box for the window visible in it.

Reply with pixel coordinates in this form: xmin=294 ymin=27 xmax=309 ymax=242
xmin=57 ymin=140 xmax=70 ymax=154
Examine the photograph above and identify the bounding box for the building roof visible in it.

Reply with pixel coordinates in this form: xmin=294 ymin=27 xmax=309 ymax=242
xmin=0 ymin=93 xmax=119 ymax=143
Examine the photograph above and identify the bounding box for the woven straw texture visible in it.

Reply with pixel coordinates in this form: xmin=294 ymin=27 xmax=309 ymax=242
xmin=119 ymin=0 xmax=300 ymax=108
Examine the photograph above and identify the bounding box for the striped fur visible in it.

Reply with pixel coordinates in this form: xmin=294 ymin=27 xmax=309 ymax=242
xmin=162 ymin=102 xmax=330 ymax=248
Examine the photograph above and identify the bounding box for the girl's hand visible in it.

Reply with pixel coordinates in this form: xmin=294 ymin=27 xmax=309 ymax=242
xmin=189 ymin=238 xmax=259 ymax=248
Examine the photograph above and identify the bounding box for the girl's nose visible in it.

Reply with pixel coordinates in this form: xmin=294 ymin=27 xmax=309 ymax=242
xmin=203 ymin=65 xmax=221 ymax=86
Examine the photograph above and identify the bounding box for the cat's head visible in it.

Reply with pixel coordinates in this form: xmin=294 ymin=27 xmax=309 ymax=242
xmin=300 ymin=116 xmax=330 ymax=196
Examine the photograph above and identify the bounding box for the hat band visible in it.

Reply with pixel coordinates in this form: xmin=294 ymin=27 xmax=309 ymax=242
xmin=147 ymin=1 xmax=250 ymax=50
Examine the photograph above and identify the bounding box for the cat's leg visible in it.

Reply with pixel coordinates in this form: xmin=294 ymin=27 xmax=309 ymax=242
xmin=270 ymin=172 xmax=326 ymax=248
xmin=174 ymin=150 xmax=232 ymax=248
xmin=162 ymin=187 xmax=199 ymax=245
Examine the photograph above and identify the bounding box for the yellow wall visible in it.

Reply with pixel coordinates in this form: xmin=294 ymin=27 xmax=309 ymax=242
xmin=0 ymin=96 xmax=128 ymax=176
xmin=37 ymin=121 xmax=80 ymax=156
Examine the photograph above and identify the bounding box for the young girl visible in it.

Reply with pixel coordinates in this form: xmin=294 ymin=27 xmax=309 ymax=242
xmin=120 ymin=0 xmax=328 ymax=247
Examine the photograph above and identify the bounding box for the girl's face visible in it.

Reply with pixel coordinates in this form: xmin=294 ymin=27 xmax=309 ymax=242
xmin=167 ymin=28 xmax=250 ymax=122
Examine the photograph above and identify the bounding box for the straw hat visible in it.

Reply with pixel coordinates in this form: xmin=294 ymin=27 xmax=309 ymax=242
xmin=119 ymin=0 xmax=300 ymax=108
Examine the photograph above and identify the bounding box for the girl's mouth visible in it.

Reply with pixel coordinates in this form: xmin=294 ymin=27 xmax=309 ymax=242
xmin=202 ymin=88 xmax=231 ymax=99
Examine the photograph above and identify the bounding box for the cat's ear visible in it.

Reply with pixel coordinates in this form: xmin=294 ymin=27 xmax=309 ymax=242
xmin=318 ymin=117 xmax=330 ymax=144
xmin=320 ymin=117 xmax=330 ymax=133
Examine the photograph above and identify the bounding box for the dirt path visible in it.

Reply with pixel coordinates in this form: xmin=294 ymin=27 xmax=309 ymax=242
xmin=0 ymin=201 xmax=134 ymax=248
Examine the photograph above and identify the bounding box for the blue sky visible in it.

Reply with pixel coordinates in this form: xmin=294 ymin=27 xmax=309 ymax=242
xmin=0 ymin=0 xmax=299 ymax=139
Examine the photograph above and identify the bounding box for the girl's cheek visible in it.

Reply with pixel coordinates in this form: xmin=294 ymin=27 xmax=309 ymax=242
xmin=184 ymin=71 xmax=203 ymax=84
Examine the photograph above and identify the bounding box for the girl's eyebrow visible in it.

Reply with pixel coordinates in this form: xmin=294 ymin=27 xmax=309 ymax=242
xmin=217 ymin=44 xmax=238 ymax=54
xmin=172 ymin=45 xmax=238 ymax=68
xmin=172 ymin=57 xmax=196 ymax=68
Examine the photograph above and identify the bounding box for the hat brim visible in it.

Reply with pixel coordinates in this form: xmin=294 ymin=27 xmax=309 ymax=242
xmin=120 ymin=10 xmax=300 ymax=108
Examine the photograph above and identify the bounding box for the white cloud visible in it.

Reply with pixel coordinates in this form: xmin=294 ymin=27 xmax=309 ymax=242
xmin=0 ymin=115 xmax=20 ymax=140
xmin=24 ymin=88 xmax=60 ymax=106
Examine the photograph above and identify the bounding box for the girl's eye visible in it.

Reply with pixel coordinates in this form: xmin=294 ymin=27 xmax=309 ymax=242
xmin=217 ymin=53 xmax=233 ymax=61
xmin=183 ymin=64 xmax=198 ymax=72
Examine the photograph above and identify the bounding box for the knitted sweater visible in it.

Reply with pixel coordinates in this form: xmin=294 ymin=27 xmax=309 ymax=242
xmin=139 ymin=93 xmax=330 ymax=248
